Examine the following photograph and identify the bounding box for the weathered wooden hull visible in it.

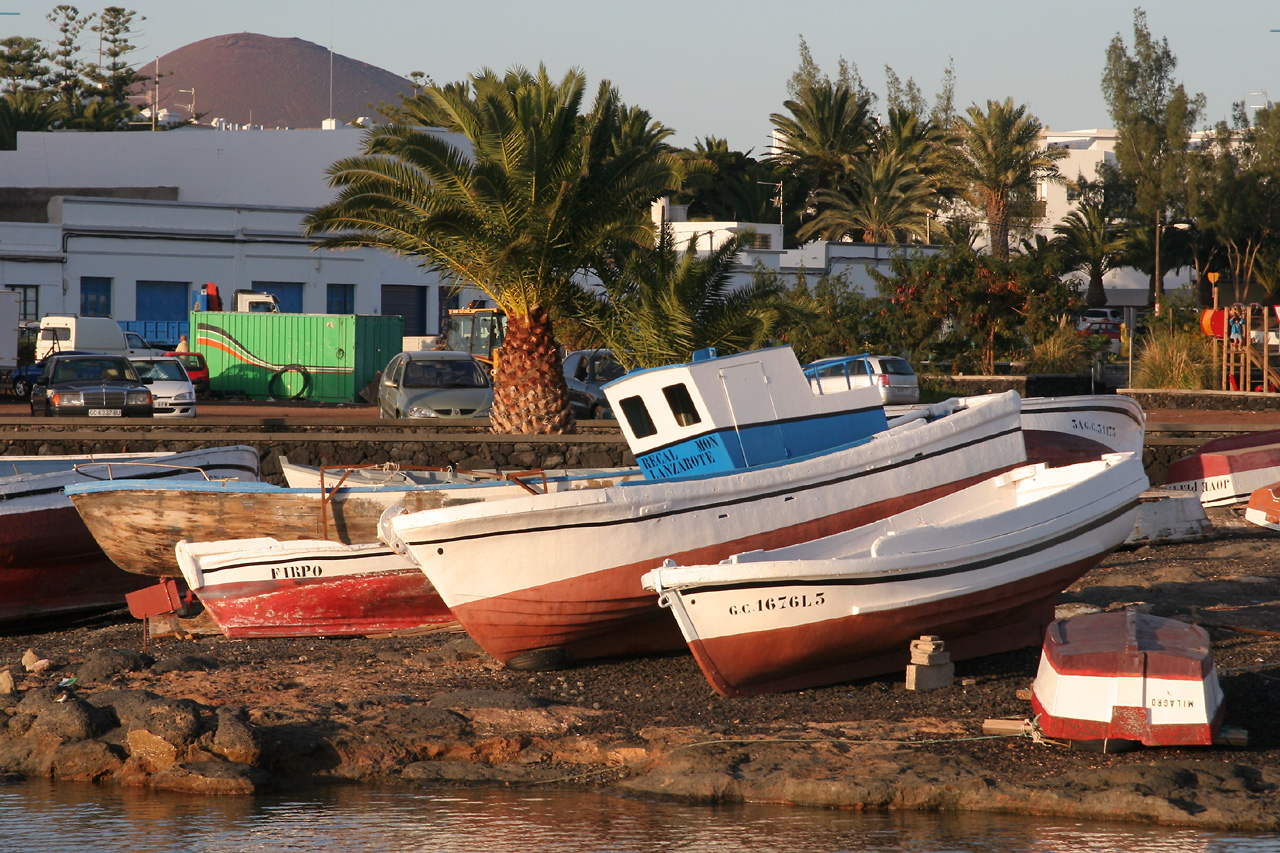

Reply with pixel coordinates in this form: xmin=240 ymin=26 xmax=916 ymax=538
xmin=1031 ymin=611 xmax=1223 ymax=747
xmin=386 ymin=393 xmax=1027 ymax=666
xmin=1164 ymin=429 xmax=1280 ymax=506
xmin=643 ymin=455 xmax=1147 ymax=696
xmin=176 ymin=538 xmax=452 ymax=638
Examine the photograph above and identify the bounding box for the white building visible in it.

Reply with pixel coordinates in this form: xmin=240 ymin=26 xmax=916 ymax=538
xmin=0 ymin=127 xmax=483 ymax=339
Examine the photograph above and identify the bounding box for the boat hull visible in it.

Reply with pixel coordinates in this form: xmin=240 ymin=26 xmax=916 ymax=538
xmin=1031 ymin=611 xmax=1223 ymax=747
xmin=0 ymin=445 xmax=261 ymax=624
xmin=1244 ymin=482 xmax=1280 ymax=530
xmin=1164 ymin=430 xmax=1280 ymax=506
xmin=176 ymin=539 xmax=452 ymax=638
xmin=1019 ymin=394 xmax=1146 ymax=467
xmin=388 ymin=393 xmax=1027 ymax=665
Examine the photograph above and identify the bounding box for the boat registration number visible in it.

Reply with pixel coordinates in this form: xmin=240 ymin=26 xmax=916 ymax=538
xmin=88 ymin=408 xmax=123 ymax=417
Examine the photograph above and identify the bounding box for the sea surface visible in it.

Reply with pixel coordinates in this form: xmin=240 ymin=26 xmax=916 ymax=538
xmin=3 ymin=780 xmax=1280 ymax=853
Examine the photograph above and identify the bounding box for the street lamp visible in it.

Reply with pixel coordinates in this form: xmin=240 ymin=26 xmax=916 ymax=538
xmin=757 ymin=181 xmax=783 ymax=226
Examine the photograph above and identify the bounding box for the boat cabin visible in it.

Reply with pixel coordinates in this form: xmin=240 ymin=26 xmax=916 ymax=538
xmin=602 ymin=346 xmax=887 ymax=481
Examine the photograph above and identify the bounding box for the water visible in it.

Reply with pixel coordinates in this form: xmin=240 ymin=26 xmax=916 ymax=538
xmin=3 ymin=781 xmax=1279 ymax=853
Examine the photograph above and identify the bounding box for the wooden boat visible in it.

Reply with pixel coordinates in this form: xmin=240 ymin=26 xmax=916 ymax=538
xmin=277 ymin=455 xmax=637 ymax=490
xmin=175 ymin=537 xmax=453 ymax=638
xmin=1163 ymin=429 xmax=1280 ymax=506
xmin=382 ymin=346 xmax=1027 ymax=670
xmin=0 ymin=445 xmax=261 ymax=624
xmin=1245 ymin=481 xmax=1280 ymax=530
xmin=66 ymin=468 xmax=640 ymax=579
xmin=1031 ymin=610 xmax=1224 ymax=750
xmin=0 ymin=450 xmax=161 ymax=477
xmin=639 ymin=453 xmax=1147 ymax=696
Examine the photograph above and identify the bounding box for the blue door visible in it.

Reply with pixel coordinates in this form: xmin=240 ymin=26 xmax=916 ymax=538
xmin=251 ymin=281 xmax=305 ymax=313
xmin=136 ymin=281 xmax=191 ymax=321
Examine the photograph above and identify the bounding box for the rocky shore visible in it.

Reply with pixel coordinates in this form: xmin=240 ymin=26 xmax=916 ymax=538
xmin=1 ymin=508 xmax=1278 ymax=831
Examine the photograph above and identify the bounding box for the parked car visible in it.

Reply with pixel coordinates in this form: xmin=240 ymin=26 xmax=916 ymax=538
xmin=1075 ymin=308 xmax=1124 ymax=330
xmin=10 ymin=350 xmax=94 ymax=400
xmin=131 ymin=356 xmax=197 ymax=418
xmin=562 ymin=348 xmax=625 ymax=419
xmin=166 ymin=351 xmax=210 ymax=397
xmin=378 ymin=350 xmax=494 ymax=419
xmin=29 ymin=353 xmax=154 ymax=418
xmin=803 ymin=354 xmax=920 ymax=405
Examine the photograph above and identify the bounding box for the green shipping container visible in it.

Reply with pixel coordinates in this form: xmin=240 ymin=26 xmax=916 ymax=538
xmin=191 ymin=312 xmax=404 ymax=403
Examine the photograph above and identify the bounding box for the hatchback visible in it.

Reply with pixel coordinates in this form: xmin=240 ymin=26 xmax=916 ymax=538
xmin=378 ymin=350 xmax=494 ymax=419
xmin=166 ymin=351 xmax=210 ymax=397
xmin=562 ymin=348 xmax=625 ymax=419
xmin=131 ymin=357 xmax=198 ymax=418
xmin=804 ymin=354 xmax=920 ymax=405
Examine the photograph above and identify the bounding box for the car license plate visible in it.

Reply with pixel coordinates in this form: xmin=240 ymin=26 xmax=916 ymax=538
xmin=88 ymin=408 xmax=123 ymax=417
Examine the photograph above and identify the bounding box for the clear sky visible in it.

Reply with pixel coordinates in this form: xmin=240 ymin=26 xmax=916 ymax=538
xmin=3 ymin=1 xmax=1277 ymax=151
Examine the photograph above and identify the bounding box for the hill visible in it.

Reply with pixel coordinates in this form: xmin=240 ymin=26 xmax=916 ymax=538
xmin=140 ymin=33 xmax=414 ymax=129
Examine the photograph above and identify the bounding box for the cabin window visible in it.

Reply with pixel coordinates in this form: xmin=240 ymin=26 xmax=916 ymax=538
xmin=662 ymin=383 xmax=702 ymax=427
xmin=618 ymin=395 xmax=657 ymax=439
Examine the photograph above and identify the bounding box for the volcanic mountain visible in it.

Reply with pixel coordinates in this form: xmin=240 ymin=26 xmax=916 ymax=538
xmin=139 ymin=33 xmax=414 ymax=128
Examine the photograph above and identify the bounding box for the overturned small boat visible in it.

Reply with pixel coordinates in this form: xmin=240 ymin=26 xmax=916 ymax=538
xmin=641 ymin=453 xmax=1147 ymax=696
xmin=1031 ymin=610 xmax=1224 ymax=751
xmin=1164 ymin=429 xmax=1280 ymax=507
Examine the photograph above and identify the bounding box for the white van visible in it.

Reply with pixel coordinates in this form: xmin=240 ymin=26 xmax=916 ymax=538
xmin=35 ymin=316 xmax=162 ymax=360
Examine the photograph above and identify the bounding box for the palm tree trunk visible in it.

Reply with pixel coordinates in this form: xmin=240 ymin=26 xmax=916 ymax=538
xmin=490 ymin=305 xmax=576 ymax=435
xmin=986 ymin=192 xmax=1010 ymax=262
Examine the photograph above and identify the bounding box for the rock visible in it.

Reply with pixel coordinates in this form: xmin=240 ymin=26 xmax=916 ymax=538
xmin=127 ymin=730 xmax=179 ymax=771
xmin=151 ymin=760 xmax=269 ymax=795
xmin=427 ymin=690 xmax=548 ymax=711
xmin=0 ymin=670 xmax=13 ymax=695
xmin=75 ymin=648 xmax=155 ymax=684
xmin=90 ymin=689 xmax=208 ymax=748
xmin=380 ymin=706 xmax=468 ymax=737
xmin=151 ymin=654 xmax=220 ymax=674
xmin=20 ymin=649 xmax=45 ymax=672
xmin=411 ymin=637 xmax=485 ymax=664
xmin=52 ymin=740 xmax=124 ymax=782
xmin=212 ymin=706 xmax=261 ymax=765
xmin=19 ymin=689 xmax=112 ymax=741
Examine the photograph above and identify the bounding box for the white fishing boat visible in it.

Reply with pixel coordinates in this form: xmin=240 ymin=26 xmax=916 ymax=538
xmin=382 ymin=346 xmax=1027 ymax=670
xmin=1164 ymin=429 xmax=1280 ymax=506
xmin=175 ymin=537 xmax=452 ymax=639
xmin=640 ymin=453 xmax=1147 ymax=696
xmin=277 ymin=456 xmax=636 ymax=490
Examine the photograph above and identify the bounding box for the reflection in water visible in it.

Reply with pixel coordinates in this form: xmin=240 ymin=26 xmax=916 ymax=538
xmin=3 ymin=779 xmax=1279 ymax=853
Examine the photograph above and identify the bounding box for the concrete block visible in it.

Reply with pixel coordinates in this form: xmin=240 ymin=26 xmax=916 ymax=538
xmin=906 ymin=662 xmax=955 ymax=691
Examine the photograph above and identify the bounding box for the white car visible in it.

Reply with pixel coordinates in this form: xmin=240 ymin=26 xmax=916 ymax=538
xmin=130 ymin=356 xmax=197 ymax=418
xmin=803 ymin=354 xmax=920 ymax=405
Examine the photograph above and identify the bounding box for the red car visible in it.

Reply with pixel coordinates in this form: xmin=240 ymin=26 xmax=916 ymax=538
xmin=166 ymin=351 xmax=210 ymax=397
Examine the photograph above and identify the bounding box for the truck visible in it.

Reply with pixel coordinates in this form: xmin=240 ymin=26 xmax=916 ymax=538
xmin=193 ymin=282 xmax=280 ymax=313
xmin=34 ymin=315 xmax=163 ymax=361
xmin=442 ymin=303 xmax=506 ymax=367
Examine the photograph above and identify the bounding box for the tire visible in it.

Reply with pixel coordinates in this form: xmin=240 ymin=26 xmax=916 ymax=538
xmin=268 ymin=364 xmax=311 ymax=401
xmin=12 ymin=376 xmax=30 ymax=400
xmin=504 ymin=647 xmax=574 ymax=672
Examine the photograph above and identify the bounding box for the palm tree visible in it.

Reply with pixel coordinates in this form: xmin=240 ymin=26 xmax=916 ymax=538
xmin=581 ymin=225 xmax=791 ymax=370
xmin=769 ymin=80 xmax=877 ymax=232
xmin=797 ymin=150 xmax=933 ymax=244
xmin=954 ymin=97 xmax=1065 ymax=261
xmin=0 ymin=88 xmax=63 ymax=150
xmin=1052 ymin=198 xmax=1128 ymax=308
xmin=304 ymin=66 xmax=680 ymax=434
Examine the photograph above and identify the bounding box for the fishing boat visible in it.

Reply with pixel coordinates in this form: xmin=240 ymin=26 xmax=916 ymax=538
xmin=66 ymin=468 xmax=640 ymax=579
xmin=1163 ymin=429 xmax=1280 ymax=506
xmin=0 ymin=445 xmax=261 ymax=624
xmin=382 ymin=346 xmax=1027 ymax=670
xmin=175 ymin=537 xmax=453 ymax=638
xmin=1017 ymin=394 xmax=1146 ymax=466
xmin=277 ymin=456 xmax=636 ymax=490
xmin=1031 ymin=610 xmax=1224 ymax=750
xmin=640 ymin=453 xmax=1147 ymax=696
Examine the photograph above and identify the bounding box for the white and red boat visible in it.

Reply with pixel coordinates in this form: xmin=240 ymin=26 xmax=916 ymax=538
xmin=1163 ymin=429 xmax=1280 ymax=506
xmin=1031 ymin=610 xmax=1224 ymax=750
xmin=175 ymin=537 xmax=453 ymax=638
xmin=383 ymin=346 xmax=1027 ymax=669
xmin=1245 ymin=481 xmax=1280 ymax=530
xmin=640 ymin=453 xmax=1147 ymax=696
xmin=1017 ymin=394 xmax=1145 ymax=466
xmin=0 ymin=445 xmax=260 ymax=624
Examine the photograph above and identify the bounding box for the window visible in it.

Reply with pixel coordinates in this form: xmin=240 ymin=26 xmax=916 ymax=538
xmin=6 ymin=285 xmax=38 ymax=320
xmin=751 ymin=233 xmax=772 ymax=250
xmin=80 ymin=277 xmax=112 ymax=317
xmin=327 ymin=283 xmax=355 ymax=315
xmin=662 ymin=383 xmax=701 ymax=427
xmin=619 ymin=395 xmax=657 ymax=439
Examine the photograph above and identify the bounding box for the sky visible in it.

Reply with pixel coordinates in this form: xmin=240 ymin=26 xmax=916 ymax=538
xmin=3 ymin=1 xmax=1279 ymax=151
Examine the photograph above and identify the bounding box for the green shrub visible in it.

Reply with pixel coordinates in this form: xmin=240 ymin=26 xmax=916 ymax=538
xmin=1026 ymin=324 xmax=1092 ymax=374
xmin=1132 ymin=328 xmax=1215 ymax=389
